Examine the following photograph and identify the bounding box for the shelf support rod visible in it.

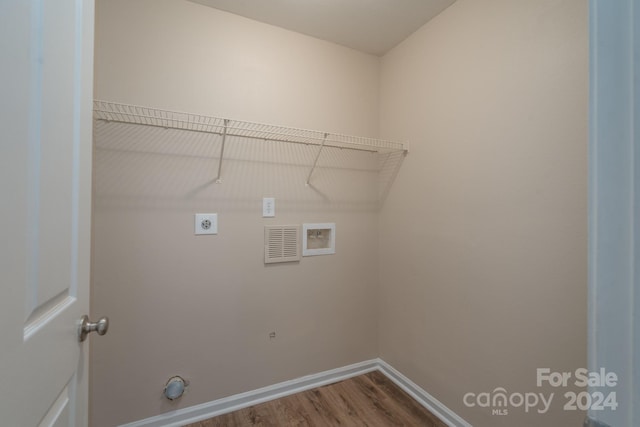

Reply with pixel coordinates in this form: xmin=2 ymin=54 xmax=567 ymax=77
xmin=215 ymin=119 xmax=228 ymax=184
xmin=306 ymin=133 xmax=328 ymax=186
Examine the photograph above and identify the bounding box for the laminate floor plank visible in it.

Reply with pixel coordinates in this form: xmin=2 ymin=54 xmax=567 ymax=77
xmin=184 ymin=372 xmax=448 ymax=427
xmin=334 ymin=377 xmax=400 ymax=426
xmin=366 ymin=371 xmax=446 ymax=426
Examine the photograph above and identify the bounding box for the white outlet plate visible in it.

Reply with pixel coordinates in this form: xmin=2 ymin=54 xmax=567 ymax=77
xmin=263 ymin=197 xmax=275 ymax=218
xmin=195 ymin=213 xmax=218 ymax=235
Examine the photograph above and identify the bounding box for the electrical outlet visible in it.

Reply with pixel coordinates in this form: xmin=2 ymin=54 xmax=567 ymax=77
xmin=263 ymin=197 xmax=275 ymax=217
xmin=195 ymin=213 xmax=218 ymax=235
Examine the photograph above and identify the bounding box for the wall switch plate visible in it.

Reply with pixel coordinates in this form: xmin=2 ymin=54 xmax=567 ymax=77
xmin=195 ymin=213 xmax=218 ymax=235
xmin=262 ymin=197 xmax=275 ymax=218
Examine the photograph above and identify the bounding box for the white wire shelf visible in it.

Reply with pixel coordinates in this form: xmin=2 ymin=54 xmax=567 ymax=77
xmin=93 ymin=100 xmax=407 ymax=186
xmin=93 ymin=101 xmax=407 ymax=154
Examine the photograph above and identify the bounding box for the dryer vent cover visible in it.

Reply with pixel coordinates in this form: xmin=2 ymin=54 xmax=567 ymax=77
xmin=264 ymin=225 xmax=300 ymax=264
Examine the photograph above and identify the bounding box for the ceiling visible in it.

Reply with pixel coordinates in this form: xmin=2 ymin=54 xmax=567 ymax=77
xmin=187 ymin=0 xmax=456 ymax=56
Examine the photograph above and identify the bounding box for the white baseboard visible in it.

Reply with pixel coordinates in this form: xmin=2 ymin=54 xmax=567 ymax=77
xmin=120 ymin=358 xmax=470 ymax=427
xmin=376 ymin=359 xmax=472 ymax=427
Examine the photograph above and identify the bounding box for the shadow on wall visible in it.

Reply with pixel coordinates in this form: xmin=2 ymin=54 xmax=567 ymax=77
xmin=93 ymin=119 xmax=405 ymax=213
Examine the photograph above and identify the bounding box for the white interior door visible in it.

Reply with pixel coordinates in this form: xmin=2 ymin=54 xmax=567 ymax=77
xmin=0 ymin=1 xmax=95 ymax=426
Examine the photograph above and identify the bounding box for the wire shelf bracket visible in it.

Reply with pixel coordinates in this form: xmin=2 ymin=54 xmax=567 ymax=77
xmin=306 ymin=133 xmax=328 ymax=186
xmin=215 ymin=119 xmax=228 ymax=184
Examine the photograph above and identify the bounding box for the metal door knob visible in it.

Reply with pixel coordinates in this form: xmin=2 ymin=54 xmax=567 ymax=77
xmin=78 ymin=315 xmax=109 ymax=342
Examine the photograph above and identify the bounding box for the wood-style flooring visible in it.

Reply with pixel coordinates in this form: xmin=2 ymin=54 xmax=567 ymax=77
xmin=184 ymin=370 xmax=448 ymax=426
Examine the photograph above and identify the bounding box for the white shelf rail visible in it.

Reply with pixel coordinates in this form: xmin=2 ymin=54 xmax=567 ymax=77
xmin=93 ymin=100 xmax=407 ymax=184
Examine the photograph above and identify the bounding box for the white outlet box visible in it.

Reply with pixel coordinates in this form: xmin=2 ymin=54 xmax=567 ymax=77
xmin=302 ymin=223 xmax=335 ymax=256
xmin=195 ymin=213 xmax=218 ymax=235
xmin=263 ymin=197 xmax=275 ymax=218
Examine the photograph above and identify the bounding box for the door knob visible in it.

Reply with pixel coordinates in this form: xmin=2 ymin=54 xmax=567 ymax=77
xmin=78 ymin=315 xmax=109 ymax=342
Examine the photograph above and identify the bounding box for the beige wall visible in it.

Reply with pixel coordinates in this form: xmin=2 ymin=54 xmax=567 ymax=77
xmin=93 ymin=0 xmax=380 ymax=136
xmin=378 ymin=1 xmax=588 ymax=426
xmin=91 ymin=1 xmax=381 ymax=426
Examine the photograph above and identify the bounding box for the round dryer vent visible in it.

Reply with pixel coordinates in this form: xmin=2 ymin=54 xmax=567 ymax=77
xmin=164 ymin=376 xmax=188 ymax=400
